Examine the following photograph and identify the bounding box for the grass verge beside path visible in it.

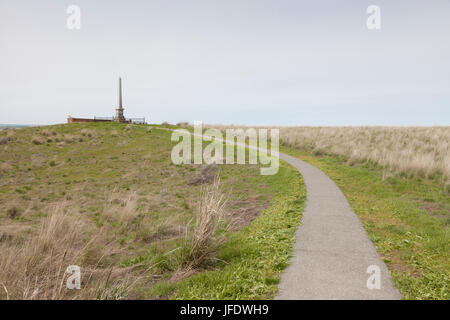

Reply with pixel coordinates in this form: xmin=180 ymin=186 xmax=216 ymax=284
xmin=150 ymin=161 xmax=306 ymax=299
xmin=281 ymin=146 xmax=449 ymax=300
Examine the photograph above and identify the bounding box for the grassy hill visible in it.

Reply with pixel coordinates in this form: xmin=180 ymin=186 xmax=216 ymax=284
xmin=1 ymin=123 xmax=447 ymax=300
xmin=0 ymin=123 xmax=305 ymax=299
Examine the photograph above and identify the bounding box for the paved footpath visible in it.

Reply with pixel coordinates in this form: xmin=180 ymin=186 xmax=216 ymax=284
xmin=276 ymin=153 xmax=402 ymax=300
xmin=156 ymin=126 xmax=401 ymax=299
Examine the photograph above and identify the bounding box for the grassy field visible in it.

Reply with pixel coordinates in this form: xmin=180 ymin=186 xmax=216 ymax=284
xmin=279 ymin=126 xmax=450 ymax=184
xmin=0 ymin=123 xmax=306 ymax=299
xmin=281 ymin=146 xmax=449 ymax=300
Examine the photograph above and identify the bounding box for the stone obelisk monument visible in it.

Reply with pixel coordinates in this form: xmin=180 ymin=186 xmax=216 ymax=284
xmin=114 ymin=77 xmax=126 ymax=123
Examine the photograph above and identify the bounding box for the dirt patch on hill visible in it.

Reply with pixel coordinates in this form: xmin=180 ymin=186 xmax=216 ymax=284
xmin=186 ymin=164 xmax=218 ymax=185
xmin=228 ymin=195 xmax=271 ymax=230
xmin=418 ymin=200 xmax=450 ymax=220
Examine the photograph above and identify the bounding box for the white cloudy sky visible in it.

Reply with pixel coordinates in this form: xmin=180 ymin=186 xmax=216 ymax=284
xmin=0 ymin=0 xmax=449 ymax=125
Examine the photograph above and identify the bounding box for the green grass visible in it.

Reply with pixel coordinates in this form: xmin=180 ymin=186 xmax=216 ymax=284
xmin=148 ymin=161 xmax=306 ymax=299
xmin=281 ymin=146 xmax=449 ymax=300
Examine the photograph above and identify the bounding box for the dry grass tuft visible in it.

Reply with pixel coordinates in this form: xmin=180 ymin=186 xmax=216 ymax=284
xmin=80 ymin=129 xmax=94 ymax=137
xmin=63 ymin=135 xmax=75 ymax=144
xmin=108 ymin=192 xmax=140 ymax=231
xmin=182 ymin=177 xmax=228 ymax=269
xmin=31 ymin=136 xmax=44 ymax=145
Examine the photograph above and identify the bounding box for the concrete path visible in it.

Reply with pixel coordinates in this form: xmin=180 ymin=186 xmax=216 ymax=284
xmin=156 ymin=126 xmax=401 ymax=299
xmin=275 ymin=153 xmax=401 ymax=300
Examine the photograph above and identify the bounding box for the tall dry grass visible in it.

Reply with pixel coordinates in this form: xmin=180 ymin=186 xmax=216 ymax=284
xmin=0 ymin=204 xmax=138 ymax=300
xmin=278 ymin=127 xmax=449 ymax=182
xmin=0 ymin=180 xmax=230 ymax=299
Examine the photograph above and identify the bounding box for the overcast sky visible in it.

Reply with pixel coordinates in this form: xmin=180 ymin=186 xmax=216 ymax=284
xmin=0 ymin=0 xmax=449 ymax=125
